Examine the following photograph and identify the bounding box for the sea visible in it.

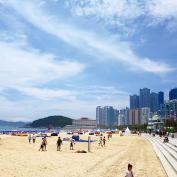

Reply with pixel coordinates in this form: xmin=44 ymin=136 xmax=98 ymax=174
xmin=0 ymin=126 xmax=61 ymax=133
xmin=0 ymin=126 xmax=48 ymax=132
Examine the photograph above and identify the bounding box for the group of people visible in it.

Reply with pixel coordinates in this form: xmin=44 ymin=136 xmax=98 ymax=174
xmin=28 ymin=134 xmax=36 ymax=143
xmin=36 ymin=136 xmax=75 ymax=151
xmin=27 ymin=133 xmax=134 ymax=177
xmin=98 ymin=134 xmax=112 ymax=147
xmin=39 ymin=137 xmax=47 ymax=151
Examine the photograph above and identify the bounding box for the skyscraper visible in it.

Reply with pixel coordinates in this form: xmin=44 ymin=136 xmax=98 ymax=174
xmin=140 ymin=107 xmax=150 ymax=124
xmin=169 ymin=88 xmax=177 ymax=100
xmin=150 ymin=92 xmax=159 ymax=113
xmin=96 ymin=106 xmax=103 ymax=125
xmin=130 ymin=95 xmax=139 ymax=109
xmin=139 ymin=88 xmax=150 ymax=108
xmin=96 ymin=106 xmax=118 ymax=127
xmin=158 ymin=91 xmax=164 ymax=109
xmin=128 ymin=109 xmax=140 ymax=125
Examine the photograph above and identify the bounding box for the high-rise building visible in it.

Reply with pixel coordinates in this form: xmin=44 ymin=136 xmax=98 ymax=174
xmin=130 ymin=95 xmax=139 ymax=109
xmin=96 ymin=106 xmax=103 ymax=125
xmin=161 ymin=99 xmax=177 ymax=120
xmin=150 ymin=92 xmax=159 ymax=113
xmin=96 ymin=106 xmax=118 ymax=127
xmin=158 ymin=91 xmax=164 ymax=109
xmin=139 ymin=88 xmax=150 ymax=108
xmin=129 ymin=109 xmax=140 ymax=125
xmin=140 ymin=107 xmax=150 ymax=124
xmin=114 ymin=109 xmax=119 ymax=125
xmin=169 ymin=88 xmax=177 ymax=100
xmin=124 ymin=108 xmax=129 ymax=125
xmin=105 ymin=106 xmax=115 ymax=126
xmin=118 ymin=109 xmax=125 ymax=126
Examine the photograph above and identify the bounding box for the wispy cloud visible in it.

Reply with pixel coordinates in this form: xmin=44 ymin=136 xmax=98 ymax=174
xmin=0 ymin=40 xmax=85 ymax=87
xmin=5 ymin=0 xmax=174 ymax=74
xmin=15 ymin=86 xmax=77 ymax=101
xmin=66 ymin=0 xmax=177 ymax=28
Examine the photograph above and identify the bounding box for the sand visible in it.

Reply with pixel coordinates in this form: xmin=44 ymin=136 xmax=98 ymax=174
xmin=0 ymin=133 xmax=167 ymax=177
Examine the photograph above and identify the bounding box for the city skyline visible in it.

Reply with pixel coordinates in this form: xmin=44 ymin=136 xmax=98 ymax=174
xmin=0 ymin=0 xmax=177 ymax=121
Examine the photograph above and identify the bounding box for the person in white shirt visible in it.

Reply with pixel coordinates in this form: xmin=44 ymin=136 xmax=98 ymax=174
xmin=125 ymin=163 xmax=134 ymax=177
xmin=32 ymin=134 xmax=36 ymax=143
xmin=28 ymin=134 xmax=32 ymax=143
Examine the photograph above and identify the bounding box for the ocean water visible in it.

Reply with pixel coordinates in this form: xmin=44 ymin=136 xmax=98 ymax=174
xmin=0 ymin=126 xmax=19 ymax=130
xmin=0 ymin=126 xmax=47 ymax=131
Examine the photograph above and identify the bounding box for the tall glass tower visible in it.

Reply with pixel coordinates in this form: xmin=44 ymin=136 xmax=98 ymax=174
xmin=169 ymin=88 xmax=177 ymax=100
xmin=130 ymin=95 xmax=139 ymax=109
xmin=139 ymin=88 xmax=150 ymax=108
xmin=158 ymin=91 xmax=164 ymax=109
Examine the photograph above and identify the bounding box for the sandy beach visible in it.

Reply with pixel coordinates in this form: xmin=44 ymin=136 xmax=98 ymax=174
xmin=0 ymin=133 xmax=167 ymax=177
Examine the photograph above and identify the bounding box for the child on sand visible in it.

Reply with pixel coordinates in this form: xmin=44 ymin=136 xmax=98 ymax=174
xmin=125 ymin=164 xmax=134 ymax=177
xmin=70 ymin=138 xmax=75 ymax=150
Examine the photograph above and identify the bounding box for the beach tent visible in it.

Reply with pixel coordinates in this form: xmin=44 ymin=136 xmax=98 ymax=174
xmin=124 ymin=127 xmax=130 ymax=136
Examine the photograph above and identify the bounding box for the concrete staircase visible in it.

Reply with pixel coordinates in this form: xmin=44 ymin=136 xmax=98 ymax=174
xmin=143 ymin=134 xmax=177 ymax=177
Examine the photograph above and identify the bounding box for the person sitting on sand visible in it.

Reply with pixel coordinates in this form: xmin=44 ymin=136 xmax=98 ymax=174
xmin=70 ymin=138 xmax=75 ymax=150
xmin=57 ymin=137 xmax=62 ymax=151
xmin=125 ymin=163 xmax=134 ymax=177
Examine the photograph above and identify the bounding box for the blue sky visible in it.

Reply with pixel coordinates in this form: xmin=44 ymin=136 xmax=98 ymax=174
xmin=0 ymin=0 xmax=177 ymax=121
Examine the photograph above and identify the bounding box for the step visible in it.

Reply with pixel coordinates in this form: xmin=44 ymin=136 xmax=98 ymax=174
xmin=152 ymin=139 xmax=177 ymax=173
xmin=154 ymin=137 xmax=177 ymax=153
xmin=152 ymin=138 xmax=177 ymax=166
xmin=144 ymin=135 xmax=177 ymax=177
xmin=155 ymin=137 xmax=177 ymax=153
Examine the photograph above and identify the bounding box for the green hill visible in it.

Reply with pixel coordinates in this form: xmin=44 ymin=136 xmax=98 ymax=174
xmin=28 ymin=115 xmax=72 ymax=128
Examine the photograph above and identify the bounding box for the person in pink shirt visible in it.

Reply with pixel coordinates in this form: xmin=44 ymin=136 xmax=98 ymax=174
xmin=125 ymin=164 xmax=134 ymax=177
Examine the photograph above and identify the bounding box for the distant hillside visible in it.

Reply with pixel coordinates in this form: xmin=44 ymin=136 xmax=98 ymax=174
xmin=28 ymin=115 xmax=72 ymax=128
xmin=0 ymin=120 xmax=26 ymax=127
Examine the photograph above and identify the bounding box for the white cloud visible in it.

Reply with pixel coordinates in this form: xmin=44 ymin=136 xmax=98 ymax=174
xmin=148 ymin=0 xmax=177 ymax=19
xmin=0 ymin=38 xmax=85 ymax=104
xmin=68 ymin=0 xmax=144 ymax=19
xmin=0 ymin=85 xmax=129 ymax=121
xmin=0 ymin=41 xmax=85 ymax=88
xmin=5 ymin=0 xmax=174 ymax=74
xmin=15 ymin=86 xmax=76 ymax=101
xmin=66 ymin=0 xmax=177 ymax=30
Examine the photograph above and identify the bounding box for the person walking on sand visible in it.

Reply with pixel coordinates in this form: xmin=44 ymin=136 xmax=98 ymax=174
xmin=125 ymin=164 xmax=134 ymax=177
xmin=57 ymin=137 xmax=62 ymax=151
xmin=39 ymin=138 xmax=44 ymax=151
xmin=32 ymin=134 xmax=36 ymax=143
xmin=99 ymin=137 xmax=103 ymax=147
xmin=70 ymin=138 xmax=75 ymax=150
xmin=28 ymin=134 xmax=32 ymax=144
xmin=103 ymin=136 xmax=106 ymax=147
xmin=107 ymin=134 xmax=110 ymax=141
xmin=43 ymin=137 xmax=47 ymax=151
